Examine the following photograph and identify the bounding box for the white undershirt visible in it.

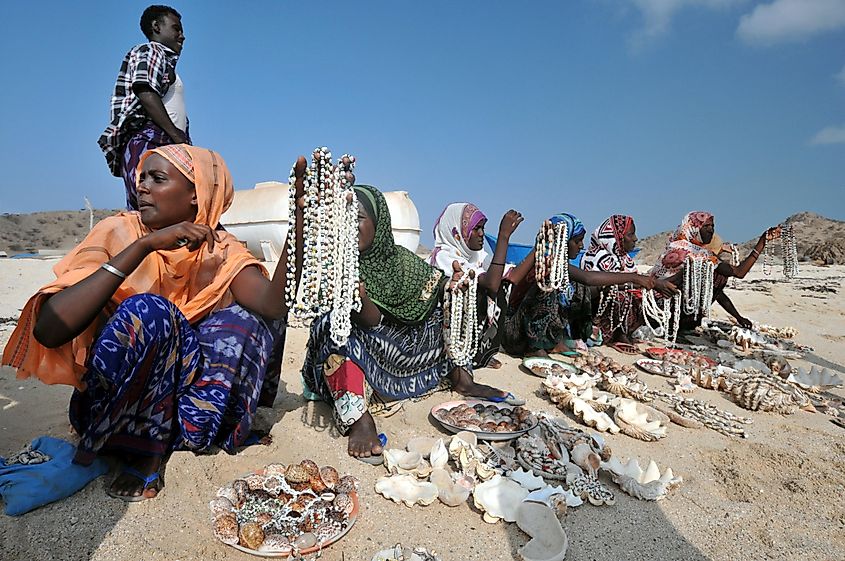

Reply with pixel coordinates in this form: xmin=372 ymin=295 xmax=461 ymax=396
xmin=161 ymin=73 xmax=187 ymax=132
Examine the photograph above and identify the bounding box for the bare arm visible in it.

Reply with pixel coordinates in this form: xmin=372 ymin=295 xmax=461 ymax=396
xmin=34 ymin=222 xmax=219 ymax=348
xmin=229 ymin=157 xmax=307 ymax=319
xmin=133 ymin=83 xmax=187 ymax=144
xmin=352 ymin=283 xmax=383 ymax=328
xmin=478 ymin=210 xmax=523 ymax=295
xmin=716 ymin=291 xmax=752 ymax=328
xmin=569 ymin=266 xmax=654 ymax=290
xmin=505 ymin=249 xmax=536 ymax=287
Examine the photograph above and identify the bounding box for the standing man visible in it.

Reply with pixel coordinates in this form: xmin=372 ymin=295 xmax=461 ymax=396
xmin=98 ymin=5 xmax=190 ymax=210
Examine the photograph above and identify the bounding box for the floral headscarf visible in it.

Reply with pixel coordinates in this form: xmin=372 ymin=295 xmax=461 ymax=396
xmin=429 ymin=202 xmax=488 ymax=275
xmin=582 ymin=215 xmax=637 ymax=273
xmin=650 ymin=211 xmax=719 ymax=279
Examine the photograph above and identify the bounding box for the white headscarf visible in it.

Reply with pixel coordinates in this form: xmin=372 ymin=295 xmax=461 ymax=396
xmin=429 ymin=202 xmax=489 ymax=274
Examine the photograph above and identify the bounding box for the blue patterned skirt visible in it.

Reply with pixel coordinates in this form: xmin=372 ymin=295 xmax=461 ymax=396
xmin=69 ymin=293 xmax=281 ymax=465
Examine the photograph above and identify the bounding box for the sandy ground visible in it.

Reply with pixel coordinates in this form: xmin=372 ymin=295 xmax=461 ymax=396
xmin=0 ymin=259 xmax=844 ymax=561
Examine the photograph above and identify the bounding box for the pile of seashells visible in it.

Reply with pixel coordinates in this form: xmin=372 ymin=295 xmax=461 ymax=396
xmin=574 ymin=351 xmax=637 ymax=378
xmin=433 ymin=402 xmax=536 ymax=433
xmin=210 ymin=461 xmax=358 ymax=554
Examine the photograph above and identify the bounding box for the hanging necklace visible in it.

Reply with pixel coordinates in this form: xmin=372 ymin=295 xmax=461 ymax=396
xmin=682 ymin=255 xmax=714 ymax=320
xmin=761 ymin=224 xmax=799 ymax=280
xmin=284 ymin=147 xmax=361 ymax=345
xmin=445 ymin=270 xmax=480 ymax=366
xmin=642 ymin=290 xmax=681 ymax=347
xmin=535 ymin=221 xmax=569 ymax=292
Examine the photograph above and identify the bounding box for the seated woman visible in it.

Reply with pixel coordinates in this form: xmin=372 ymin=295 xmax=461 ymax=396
xmin=2 ymin=145 xmax=302 ymax=501
xmin=501 ymin=213 xmax=676 ymax=358
xmin=649 ymin=211 xmax=778 ymax=329
xmin=302 ymin=186 xmax=515 ymax=460
xmin=582 ymin=215 xmax=644 ymax=346
xmin=429 ymin=202 xmax=523 ymax=369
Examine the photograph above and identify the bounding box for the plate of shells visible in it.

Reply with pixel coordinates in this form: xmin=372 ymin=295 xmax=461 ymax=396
xmin=210 ymin=461 xmax=359 ymax=557
xmin=521 ymin=356 xmax=580 ymax=378
xmin=430 ymin=400 xmax=538 ymax=441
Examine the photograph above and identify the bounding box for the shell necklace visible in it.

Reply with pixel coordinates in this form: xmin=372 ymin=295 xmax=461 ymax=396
xmin=535 ymin=221 xmax=569 ymax=292
xmin=445 ymin=270 xmax=480 ymax=366
xmin=763 ymin=223 xmax=799 ymax=279
xmin=642 ymin=290 xmax=681 ymax=347
xmin=682 ymin=255 xmax=714 ymax=320
xmin=284 ymin=147 xmax=361 ymax=345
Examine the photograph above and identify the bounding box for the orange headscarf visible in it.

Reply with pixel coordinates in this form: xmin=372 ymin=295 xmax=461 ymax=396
xmin=2 ymin=145 xmax=264 ymax=389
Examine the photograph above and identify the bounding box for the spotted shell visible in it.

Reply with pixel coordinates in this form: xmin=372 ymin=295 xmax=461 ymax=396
xmin=213 ymin=512 xmax=239 ymax=546
xmin=333 ymin=492 xmax=354 ymax=515
xmin=215 ymin=486 xmax=238 ymax=505
xmin=262 ymin=474 xmax=284 ymax=494
xmin=239 ymin=522 xmax=265 ymax=550
xmin=265 ymin=463 xmax=287 ymax=477
xmin=315 ymin=522 xmax=339 ymax=543
xmin=308 ymin=473 xmax=327 ymax=493
xmin=335 ymin=475 xmax=358 ymax=494
xmin=285 ymin=464 xmax=310 ymax=484
xmin=319 ymin=466 xmax=340 ymax=489
xmin=298 ymin=517 xmax=315 ymax=533
xmin=232 ymin=479 xmax=249 ymax=501
xmin=244 ymin=473 xmax=265 ymax=491
xmin=300 ymin=459 xmax=320 ymax=478
xmin=255 ymin=512 xmax=273 ymax=526
xmin=259 ymin=533 xmax=290 ymax=553
xmin=208 ymin=497 xmax=234 ymax=516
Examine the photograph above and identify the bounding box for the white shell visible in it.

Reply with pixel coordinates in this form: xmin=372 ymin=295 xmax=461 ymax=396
xmin=572 ymin=398 xmax=620 ymax=433
xmin=787 ymin=366 xmax=844 ymax=392
xmin=374 ymin=475 xmax=438 ymax=507
xmin=430 ymin=468 xmax=471 ymax=507
xmin=523 ymin=485 xmax=582 ymax=508
xmin=543 ymin=372 xmax=598 ymax=392
xmin=612 ymin=398 xmax=668 ymax=441
xmin=515 ymin=502 xmax=569 ymax=561
xmin=383 ymin=449 xmax=432 ymax=478
xmin=569 ymin=443 xmax=600 ymax=478
xmin=406 ymin=436 xmax=437 ymax=458
xmin=448 ymin=431 xmax=478 ymax=460
xmin=601 ymin=457 xmax=683 ymax=501
xmin=473 ymin=474 xmax=529 ymax=523
xmin=508 ymin=468 xmax=546 ymax=491
xmin=429 ymin=438 xmax=449 ymax=470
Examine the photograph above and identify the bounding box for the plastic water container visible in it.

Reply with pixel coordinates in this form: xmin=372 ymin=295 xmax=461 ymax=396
xmin=383 ymin=191 xmax=421 ymax=253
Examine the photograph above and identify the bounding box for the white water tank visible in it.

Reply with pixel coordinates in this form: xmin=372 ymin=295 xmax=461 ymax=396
xmin=383 ymin=190 xmax=421 ymax=253
xmin=221 ymin=184 xmax=422 ymax=260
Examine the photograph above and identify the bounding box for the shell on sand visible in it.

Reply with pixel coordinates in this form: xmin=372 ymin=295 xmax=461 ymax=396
xmin=383 ymin=449 xmax=432 ymax=478
xmin=787 ymin=366 xmax=844 ymax=393
xmin=601 ymin=457 xmax=683 ymax=501
xmin=612 ymin=398 xmax=669 ymax=441
xmin=430 ymin=468 xmax=471 ymax=507
xmin=406 ymin=436 xmax=437 ymax=458
xmin=508 ymin=467 xmax=546 ymax=491
xmin=515 ymin=502 xmax=569 ymax=561
xmin=731 ymin=375 xmax=810 ymax=414
xmin=375 ymin=475 xmax=438 ymax=507
xmin=571 ymin=398 xmax=620 ymax=433
xmin=473 ymin=474 xmax=529 ymax=523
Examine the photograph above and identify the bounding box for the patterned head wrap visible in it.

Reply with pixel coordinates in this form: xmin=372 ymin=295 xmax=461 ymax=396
xmin=582 ymin=215 xmax=637 ymax=273
xmin=650 ymin=211 xmax=718 ymax=279
xmin=354 ymin=185 xmax=445 ymax=324
xmin=429 ymin=202 xmax=489 ymax=275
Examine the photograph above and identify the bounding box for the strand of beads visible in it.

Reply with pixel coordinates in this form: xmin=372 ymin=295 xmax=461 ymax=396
xmin=283 ymin=147 xmax=361 ymax=345
xmin=445 ymin=271 xmax=480 ymax=366
xmin=535 ymin=221 xmax=569 ymax=292
xmin=682 ymin=255 xmax=714 ymax=320
xmin=728 ymin=244 xmax=740 ymax=289
xmin=781 ymin=224 xmax=799 ymax=279
xmin=641 ymin=290 xmax=681 ymax=347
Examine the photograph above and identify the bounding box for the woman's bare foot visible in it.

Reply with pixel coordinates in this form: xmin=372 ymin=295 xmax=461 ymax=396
xmin=448 ymin=367 xmax=507 ymax=400
xmin=109 ymin=455 xmax=163 ymax=500
xmin=347 ymin=412 xmax=383 ymax=458
xmin=524 ymin=348 xmax=549 ymax=358
xmin=485 ymin=357 xmax=503 ymax=369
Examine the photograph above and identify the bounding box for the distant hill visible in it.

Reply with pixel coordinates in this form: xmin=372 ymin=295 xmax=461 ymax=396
xmin=0 ymin=209 xmax=119 ymax=254
xmin=635 ymin=212 xmax=845 ymax=266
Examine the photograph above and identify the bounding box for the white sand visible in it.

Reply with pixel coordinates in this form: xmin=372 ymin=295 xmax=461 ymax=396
xmin=1 ymin=260 xmax=843 ymax=561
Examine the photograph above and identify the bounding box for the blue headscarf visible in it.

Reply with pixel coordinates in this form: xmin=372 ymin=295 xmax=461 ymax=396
xmin=547 ymin=213 xmax=586 ymax=307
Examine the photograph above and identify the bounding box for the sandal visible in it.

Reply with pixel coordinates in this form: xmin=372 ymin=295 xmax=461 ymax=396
xmin=612 ymin=342 xmax=640 ymax=356
xmin=107 ymin=466 xmax=163 ymax=502
xmin=483 ymin=392 xmax=526 ymax=406
xmin=355 ymin=433 xmax=388 ymax=465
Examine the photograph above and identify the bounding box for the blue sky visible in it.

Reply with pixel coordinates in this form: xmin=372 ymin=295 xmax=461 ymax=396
xmin=0 ymin=0 xmax=843 ymax=245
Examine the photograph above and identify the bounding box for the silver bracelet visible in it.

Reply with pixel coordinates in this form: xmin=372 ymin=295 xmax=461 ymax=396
xmin=100 ymin=263 xmax=127 ymax=279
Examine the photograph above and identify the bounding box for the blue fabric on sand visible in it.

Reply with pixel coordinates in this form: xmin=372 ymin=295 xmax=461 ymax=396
xmin=0 ymin=436 xmax=108 ymax=516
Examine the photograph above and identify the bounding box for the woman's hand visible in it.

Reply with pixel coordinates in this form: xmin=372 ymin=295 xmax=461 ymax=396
xmin=761 ymin=225 xmax=781 ymax=243
xmin=141 ymin=221 xmax=219 ymax=252
xmin=653 ymin=278 xmax=678 ymax=297
xmin=736 ymin=315 xmax=753 ymax=329
xmin=633 ymin=274 xmax=655 ymax=291
xmin=449 ymin=260 xmax=474 ymax=292
xmin=498 ymin=210 xmax=524 ymax=240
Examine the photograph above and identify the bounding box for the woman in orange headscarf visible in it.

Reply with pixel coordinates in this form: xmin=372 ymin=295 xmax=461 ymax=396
xmin=3 ymin=145 xmax=306 ymax=501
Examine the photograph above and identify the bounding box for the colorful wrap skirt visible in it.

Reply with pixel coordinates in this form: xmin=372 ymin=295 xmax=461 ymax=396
xmin=69 ymin=293 xmax=282 ymax=465
xmin=301 ymin=305 xmax=458 ymax=432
